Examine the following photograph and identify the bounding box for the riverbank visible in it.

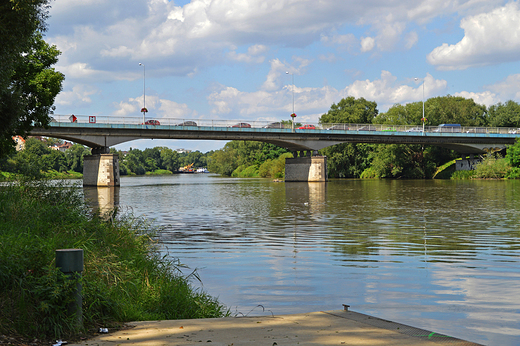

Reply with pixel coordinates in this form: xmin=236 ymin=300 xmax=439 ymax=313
xmin=69 ymin=309 xmax=482 ymax=346
xmin=0 ymin=179 xmax=228 ymax=343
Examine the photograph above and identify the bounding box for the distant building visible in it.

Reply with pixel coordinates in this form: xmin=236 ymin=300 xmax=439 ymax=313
xmin=12 ymin=136 xmax=25 ymax=151
xmin=176 ymin=148 xmax=192 ymax=154
xmin=50 ymin=141 xmax=74 ymax=152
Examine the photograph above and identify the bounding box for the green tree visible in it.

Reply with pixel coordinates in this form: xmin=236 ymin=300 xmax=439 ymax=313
xmin=374 ymin=102 xmax=424 ymax=125
xmin=320 ymin=143 xmax=374 ymax=178
xmin=66 ymin=144 xmax=90 ymax=173
xmin=207 ymin=146 xmax=238 ymax=176
xmin=425 ymin=95 xmax=487 ymax=126
xmin=41 ymin=149 xmax=67 ymax=172
xmin=10 ymin=137 xmax=49 ymax=176
xmin=488 ymin=100 xmax=520 ymax=128
xmin=159 ymin=147 xmax=180 ymax=172
xmin=123 ymin=148 xmax=146 ymax=175
xmin=369 ymin=144 xmax=436 ymax=179
xmin=319 ymin=96 xmax=378 ymax=125
xmin=1 ymin=30 xmax=64 ymax=157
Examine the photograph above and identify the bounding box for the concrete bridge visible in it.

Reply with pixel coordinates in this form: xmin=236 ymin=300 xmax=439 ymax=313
xmin=30 ymin=115 xmax=520 ymax=185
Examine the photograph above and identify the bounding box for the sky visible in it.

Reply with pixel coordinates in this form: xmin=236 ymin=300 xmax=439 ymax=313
xmin=45 ymin=0 xmax=520 ymax=153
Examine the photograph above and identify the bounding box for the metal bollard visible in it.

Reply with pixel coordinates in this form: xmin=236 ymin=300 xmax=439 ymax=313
xmin=56 ymin=249 xmax=84 ymax=329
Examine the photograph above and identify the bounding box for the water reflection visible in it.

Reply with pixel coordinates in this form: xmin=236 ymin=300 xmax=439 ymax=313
xmin=112 ymin=175 xmax=520 ymax=345
xmin=83 ymin=186 xmax=120 ymax=217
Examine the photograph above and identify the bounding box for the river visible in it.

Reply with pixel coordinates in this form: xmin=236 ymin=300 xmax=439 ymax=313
xmin=85 ymin=174 xmax=520 ymax=345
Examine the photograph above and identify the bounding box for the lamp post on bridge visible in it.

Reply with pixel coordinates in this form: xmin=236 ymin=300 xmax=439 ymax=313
xmin=415 ymin=77 xmax=425 ymax=134
xmin=286 ymin=71 xmax=295 ymax=132
xmin=139 ymin=63 xmax=146 ymax=124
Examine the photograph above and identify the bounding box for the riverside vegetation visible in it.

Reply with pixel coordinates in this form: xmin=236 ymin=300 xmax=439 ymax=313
xmin=0 ymin=178 xmax=229 ymax=343
xmin=208 ymin=96 xmax=520 ymax=180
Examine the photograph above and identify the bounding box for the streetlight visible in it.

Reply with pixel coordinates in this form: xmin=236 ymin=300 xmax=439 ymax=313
xmin=415 ymin=77 xmax=425 ymax=134
xmin=286 ymin=71 xmax=295 ymax=131
xmin=139 ymin=63 xmax=146 ymax=123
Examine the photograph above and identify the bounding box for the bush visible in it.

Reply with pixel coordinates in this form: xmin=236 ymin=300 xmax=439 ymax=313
xmin=0 ymin=180 xmax=228 ymax=341
xmin=473 ymin=155 xmax=509 ymax=179
xmin=451 ymin=170 xmax=476 ymax=180
xmin=507 ymin=167 xmax=520 ymax=179
xmin=360 ymin=167 xmax=378 ymax=179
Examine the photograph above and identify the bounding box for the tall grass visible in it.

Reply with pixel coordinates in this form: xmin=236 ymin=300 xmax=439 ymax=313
xmin=0 ymin=179 xmax=228 ymax=341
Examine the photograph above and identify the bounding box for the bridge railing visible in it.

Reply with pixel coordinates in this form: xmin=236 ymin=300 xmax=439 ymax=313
xmin=49 ymin=115 xmax=520 ymax=135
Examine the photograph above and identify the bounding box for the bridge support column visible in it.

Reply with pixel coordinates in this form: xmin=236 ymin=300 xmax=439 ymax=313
xmin=285 ymin=155 xmax=327 ymax=182
xmin=83 ymin=153 xmax=120 ymax=186
xmin=455 ymin=154 xmax=481 ymax=171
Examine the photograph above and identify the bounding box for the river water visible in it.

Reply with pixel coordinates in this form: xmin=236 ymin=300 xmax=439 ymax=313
xmin=86 ymin=174 xmax=520 ymax=345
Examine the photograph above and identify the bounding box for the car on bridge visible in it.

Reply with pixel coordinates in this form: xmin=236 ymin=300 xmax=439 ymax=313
xmin=327 ymin=124 xmax=349 ymax=130
xmin=143 ymin=120 xmax=160 ymax=125
xmin=406 ymin=127 xmax=423 ymax=132
xmin=231 ymin=123 xmax=251 ymax=128
xmin=175 ymin=121 xmax=197 ymax=126
xmin=357 ymin=125 xmax=376 ymax=131
xmin=264 ymin=122 xmax=285 ymax=128
xmin=433 ymin=124 xmax=461 ymax=133
xmin=297 ymin=124 xmax=316 ymax=130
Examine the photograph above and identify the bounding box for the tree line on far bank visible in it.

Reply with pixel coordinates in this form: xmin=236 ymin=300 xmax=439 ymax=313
xmin=0 ymin=137 xmax=213 ymax=179
xmin=209 ymin=96 xmax=520 ymax=179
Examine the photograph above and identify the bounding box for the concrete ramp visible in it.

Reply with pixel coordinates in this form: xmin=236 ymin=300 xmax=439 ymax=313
xmin=69 ymin=310 xmax=481 ymax=346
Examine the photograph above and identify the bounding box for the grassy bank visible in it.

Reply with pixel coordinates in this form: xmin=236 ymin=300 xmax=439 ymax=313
xmin=0 ymin=179 xmax=228 ymax=342
xmin=0 ymin=170 xmax=83 ymax=181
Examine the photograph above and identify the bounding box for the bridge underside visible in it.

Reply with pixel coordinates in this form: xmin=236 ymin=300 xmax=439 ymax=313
xmin=30 ymin=124 xmax=517 ymax=185
xmin=31 ymin=125 xmax=514 ymax=154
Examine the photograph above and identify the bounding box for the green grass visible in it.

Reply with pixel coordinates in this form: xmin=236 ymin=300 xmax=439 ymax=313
xmin=146 ymin=169 xmax=173 ymax=175
xmin=0 ymin=179 xmax=228 ymax=341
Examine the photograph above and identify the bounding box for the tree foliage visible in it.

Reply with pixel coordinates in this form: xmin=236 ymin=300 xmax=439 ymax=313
xmin=0 ymin=138 xmax=90 ymax=177
xmin=207 ymin=141 xmax=290 ymax=177
xmin=488 ymin=100 xmax=520 ymax=128
xmin=319 ymin=96 xmax=378 ymax=124
xmin=374 ymin=102 xmax=424 ymax=125
xmin=423 ymin=95 xmax=487 ymax=126
xmin=0 ymin=1 xmax=63 ymax=158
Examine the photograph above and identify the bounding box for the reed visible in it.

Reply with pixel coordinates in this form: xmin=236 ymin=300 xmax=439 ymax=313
xmin=0 ymin=179 xmax=228 ymax=341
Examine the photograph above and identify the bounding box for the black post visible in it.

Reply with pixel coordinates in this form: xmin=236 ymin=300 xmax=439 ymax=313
xmin=56 ymin=249 xmax=84 ymax=329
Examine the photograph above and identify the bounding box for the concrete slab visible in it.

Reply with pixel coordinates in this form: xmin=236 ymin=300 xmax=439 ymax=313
xmin=71 ymin=310 xmax=482 ymax=346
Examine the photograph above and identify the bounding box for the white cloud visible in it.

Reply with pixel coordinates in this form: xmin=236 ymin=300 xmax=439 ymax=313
xmin=344 ymin=71 xmax=446 ymax=110
xmin=55 ymin=85 xmax=99 ymax=107
xmin=404 ymin=31 xmax=418 ymax=49
xmin=485 ymin=74 xmax=520 ymax=101
xmin=47 ymin=0 xmax=501 ymax=85
xmin=321 ymin=33 xmax=357 ymax=47
xmin=427 ymin=2 xmax=520 ymax=70
xmin=226 ymin=44 xmax=268 ymax=63
xmin=453 ymin=91 xmax=498 ymax=107
xmin=206 ymin=69 xmax=450 ymax=122
xmin=360 ymin=37 xmax=375 ymax=52
xmin=112 ymin=95 xmax=197 ymax=118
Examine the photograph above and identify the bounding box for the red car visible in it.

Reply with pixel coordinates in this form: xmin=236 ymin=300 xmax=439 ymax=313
xmin=143 ymin=120 xmax=160 ymax=125
xmin=231 ymin=123 xmax=251 ymax=128
xmin=297 ymin=124 xmax=315 ymax=130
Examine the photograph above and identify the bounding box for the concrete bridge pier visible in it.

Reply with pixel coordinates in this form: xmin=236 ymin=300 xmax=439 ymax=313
xmin=285 ymin=151 xmax=327 ymax=182
xmin=83 ymin=147 xmax=120 ymax=186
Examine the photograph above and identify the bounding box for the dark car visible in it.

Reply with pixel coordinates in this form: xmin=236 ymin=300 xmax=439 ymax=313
xmin=264 ymin=122 xmax=284 ymax=129
xmin=297 ymin=124 xmax=316 ymax=130
xmin=143 ymin=119 xmax=160 ymax=125
xmin=231 ymin=123 xmax=251 ymax=128
xmin=175 ymin=121 xmax=197 ymax=126
xmin=357 ymin=125 xmax=376 ymax=131
xmin=327 ymin=124 xmax=349 ymax=130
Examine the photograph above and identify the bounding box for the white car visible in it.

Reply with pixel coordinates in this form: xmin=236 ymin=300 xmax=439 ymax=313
xmin=509 ymin=128 xmax=520 ymax=134
xmin=406 ymin=127 xmax=423 ymax=132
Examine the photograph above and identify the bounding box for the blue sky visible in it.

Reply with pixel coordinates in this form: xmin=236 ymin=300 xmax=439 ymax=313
xmin=45 ymin=0 xmax=520 ymax=152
